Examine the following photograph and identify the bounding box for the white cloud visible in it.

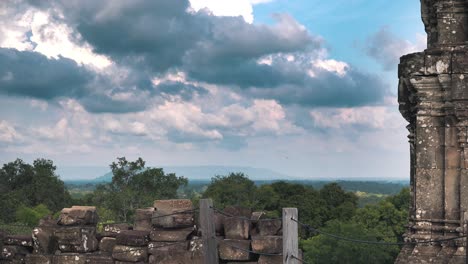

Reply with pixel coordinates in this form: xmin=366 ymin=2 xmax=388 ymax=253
xmin=189 ymin=0 xmax=274 ymax=23
xmin=365 ymin=27 xmax=427 ymax=70
xmin=30 ymin=99 xmax=48 ymax=111
xmin=29 ymin=11 xmax=111 ymax=69
xmin=0 ymin=120 xmax=20 ymax=143
xmin=0 ymin=7 xmax=111 ymax=69
xmin=313 ymin=59 xmax=349 ymax=77
xmin=309 ymin=106 xmax=404 ymax=129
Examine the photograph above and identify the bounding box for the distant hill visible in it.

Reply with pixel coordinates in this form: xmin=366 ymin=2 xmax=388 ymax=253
xmin=90 ymin=166 xmax=294 ymax=183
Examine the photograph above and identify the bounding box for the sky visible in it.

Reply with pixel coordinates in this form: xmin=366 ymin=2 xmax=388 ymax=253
xmin=0 ymin=0 xmax=426 ymax=180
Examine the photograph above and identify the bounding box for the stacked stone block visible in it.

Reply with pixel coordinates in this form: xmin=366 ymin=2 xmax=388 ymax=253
xmin=148 ymin=199 xmax=202 ymax=264
xmin=1 ymin=201 xmax=285 ymax=263
xmin=1 ymin=235 xmax=33 ymax=263
xmin=216 ymin=207 xmax=283 ymax=264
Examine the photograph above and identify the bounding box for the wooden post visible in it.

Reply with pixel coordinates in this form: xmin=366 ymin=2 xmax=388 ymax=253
xmin=200 ymin=199 xmax=219 ymax=264
xmin=283 ymin=208 xmax=299 ymax=264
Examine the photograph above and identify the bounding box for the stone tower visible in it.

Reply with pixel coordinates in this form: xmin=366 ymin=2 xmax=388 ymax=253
xmin=396 ymin=0 xmax=468 ymax=263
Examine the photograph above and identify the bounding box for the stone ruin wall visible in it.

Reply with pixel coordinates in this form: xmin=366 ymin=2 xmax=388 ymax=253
xmin=396 ymin=0 xmax=468 ymax=263
xmin=0 ymin=200 xmax=283 ymax=263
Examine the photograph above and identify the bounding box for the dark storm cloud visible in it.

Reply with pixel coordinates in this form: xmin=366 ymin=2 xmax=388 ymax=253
xmin=253 ymin=69 xmax=389 ymax=107
xmin=11 ymin=0 xmax=390 ymax=109
xmin=0 ymin=48 xmax=91 ymax=99
xmin=0 ymin=48 xmax=151 ymax=113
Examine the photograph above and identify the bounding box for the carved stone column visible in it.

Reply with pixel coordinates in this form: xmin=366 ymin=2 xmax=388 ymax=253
xmin=396 ymin=1 xmax=468 ymax=263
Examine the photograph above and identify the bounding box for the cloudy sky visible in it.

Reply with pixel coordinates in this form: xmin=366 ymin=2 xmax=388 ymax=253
xmin=0 ymin=0 xmax=426 ymax=180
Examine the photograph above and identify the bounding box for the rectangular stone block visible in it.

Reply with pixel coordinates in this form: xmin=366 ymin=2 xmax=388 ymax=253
xmin=152 ymin=212 xmax=194 ymax=229
xmin=32 ymin=226 xmax=59 ymax=254
xmin=257 ymin=219 xmax=282 ymax=236
xmin=5 ymin=235 xmax=33 ymax=247
xmin=84 ymin=253 xmax=114 ymax=263
xmin=251 ymin=236 xmax=282 ymax=254
xmin=99 ymin=237 xmax=116 ymax=253
xmin=1 ymin=245 xmax=30 ymax=260
xmin=452 ymin=50 xmax=468 ymax=74
xmin=134 ymin=208 xmax=154 ymax=231
xmin=25 ymin=254 xmax=53 ymax=264
xmin=149 ymin=227 xmax=194 ymax=242
xmin=101 ymin=223 xmax=132 ymax=237
xmin=52 ymin=253 xmax=87 ymax=264
xmin=112 ymin=245 xmax=148 ymax=262
xmin=224 ymin=217 xmax=250 ymax=240
xmin=58 ymin=206 xmax=98 ymax=226
xmin=152 ymin=199 xmax=194 ymax=228
xmin=258 ymin=255 xmax=283 ymax=264
xmin=452 ymin=74 xmax=468 ymax=100
xmin=147 ymin=241 xmax=188 ymax=255
xmin=398 ymin=52 xmax=425 ymax=78
xmin=115 ymin=230 xmax=149 ymax=247
xmin=153 ymin=199 xmax=193 ymax=211
xmin=54 ymin=226 xmax=98 ymax=253
xmin=148 ymin=250 xmax=194 ymax=264
xmin=219 ymin=239 xmax=251 ymax=261
xmin=425 ymin=51 xmax=451 ymax=75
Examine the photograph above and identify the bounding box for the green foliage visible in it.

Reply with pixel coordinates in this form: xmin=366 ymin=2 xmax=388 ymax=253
xmin=202 ymin=176 xmax=358 ymax=233
xmin=89 ymin=157 xmax=188 ymax=222
xmin=202 ymin=173 xmax=256 ymax=208
xmin=15 ymin=204 xmax=51 ymax=226
xmin=301 ymin=188 xmax=410 ymax=263
xmin=0 ymin=159 xmax=72 ymax=224
xmin=302 ymin=220 xmax=399 ymax=264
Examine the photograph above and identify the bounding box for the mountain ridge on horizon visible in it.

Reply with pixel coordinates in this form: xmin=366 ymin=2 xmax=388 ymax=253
xmin=59 ymin=165 xmax=295 ymax=182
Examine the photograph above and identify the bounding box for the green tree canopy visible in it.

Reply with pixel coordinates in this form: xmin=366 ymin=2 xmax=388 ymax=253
xmin=0 ymin=158 xmax=72 ymax=223
xmin=91 ymin=157 xmax=188 ymax=222
xmin=202 ymin=172 xmax=256 ymax=208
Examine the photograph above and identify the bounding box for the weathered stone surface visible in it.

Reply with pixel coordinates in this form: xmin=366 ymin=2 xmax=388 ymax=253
xmin=134 ymin=208 xmax=154 ymax=231
xmin=25 ymin=254 xmax=53 ymax=264
xmin=148 ymin=251 xmax=195 ymax=264
xmin=258 ymin=255 xmax=283 ymax=264
xmin=257 ymin=219 xmax=282 ymax=236
xmin=112 ymin=245 xmax=148 ymax=262
xmin=218 ymin=239 xmax=251 ymax=261
xmin=5 ymin=235 xmax=33 ymax=247
xmin=58 ymin=206 xmax=98 ymax=226
xmin=1 ymin=245 xmax=30 ymax=260
xmin=149 ymin=227 xmax=194 ymax=242
xmin=54 ymin=226 xmax=98 ymax=253
xmin=214 ymin=212 xmax=225 ymax=235
xmin=152 ymin=200 xmax=194 ymax=228
xmin=250 ymin=211 xmax=266 ymax=223
xmin=224 ymin=217 xmax=250 ymax=240
xmin=101 ymin=223 xmax=132 ymax=237
xmin=147 ymin=241 xmax=188 ymax=255
xmin=84 ymin=253 xmax=114 ymax=263
xmin=251 ymin=236 xmax=282 ymax=254
xmin=32 ymin=226 xmax=59 ymax=254
xmin=52 ymin=253 xmax=87 ymax=264
xmin=397 ymin=1 xmax=468 ymax=262
xmin=115 ymin=230 xmax=149 ymax=247
xmin=99 ymin=237 xmax=117 ymax=253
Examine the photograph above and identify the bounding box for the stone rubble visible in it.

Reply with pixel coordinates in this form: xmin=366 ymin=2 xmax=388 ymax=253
xmin=0 ymin=201 xmax=283 ymax=263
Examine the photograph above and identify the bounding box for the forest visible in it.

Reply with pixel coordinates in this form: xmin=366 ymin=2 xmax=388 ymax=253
xmin=0 ymin=157 xmax=410 ymax=264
